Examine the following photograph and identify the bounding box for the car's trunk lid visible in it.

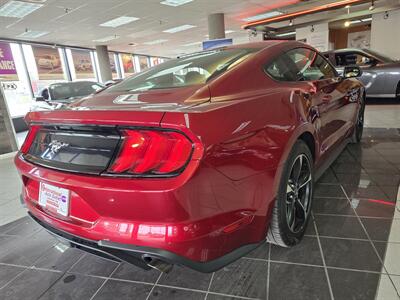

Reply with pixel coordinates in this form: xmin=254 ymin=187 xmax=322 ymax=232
xmin=22 ymin=85 xmax=210 ymax=175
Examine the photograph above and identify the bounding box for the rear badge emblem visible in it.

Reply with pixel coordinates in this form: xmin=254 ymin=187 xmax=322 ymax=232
xmin=48 ymin=140 xmax=69 ymax=154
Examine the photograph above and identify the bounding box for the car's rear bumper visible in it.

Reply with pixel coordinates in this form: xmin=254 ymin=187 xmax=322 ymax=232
xmin=15 ymin=153 xmax=271 ymax=268
xmin=29 ymin=212 xmax=261 ymax=273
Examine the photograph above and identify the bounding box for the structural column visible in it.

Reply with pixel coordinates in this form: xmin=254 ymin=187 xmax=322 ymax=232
xmin=0 ymin=84 xmax=18 ymax=154
xmin=208 ymin=13 xmax=225 ymax=40
xmin=95 ymin=45 xmax=112 ymax=83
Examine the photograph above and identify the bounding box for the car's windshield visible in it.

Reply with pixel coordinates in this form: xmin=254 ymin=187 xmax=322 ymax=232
xmin=107 ymin=48 xmax=258 ymax=92
xmin=365 ymin=49 xmax=396 ymax=63
xmin=49 ymin=82 xmax=103 ymax=100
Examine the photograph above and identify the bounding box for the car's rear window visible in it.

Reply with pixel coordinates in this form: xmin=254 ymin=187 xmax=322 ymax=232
xmin=107 ymin=48 xmax=258 ymax=92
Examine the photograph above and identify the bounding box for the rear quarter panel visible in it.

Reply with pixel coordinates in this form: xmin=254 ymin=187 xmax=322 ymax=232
xmin=161 ymin=45 xmax=317 ymax=243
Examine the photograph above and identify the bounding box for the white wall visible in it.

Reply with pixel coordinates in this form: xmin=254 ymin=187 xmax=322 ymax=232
xmin=296 ymin=23 xmax=330 ymax=52
xmin=371 ymin=9 xmax=400 ymax=60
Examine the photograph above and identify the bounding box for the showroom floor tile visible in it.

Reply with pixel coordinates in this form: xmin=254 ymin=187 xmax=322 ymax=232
xmin=0 ymin=127 xmax=399 ymax=299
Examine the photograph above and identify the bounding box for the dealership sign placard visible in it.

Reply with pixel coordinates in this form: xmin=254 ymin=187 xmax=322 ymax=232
xmin=0 ymin=42 xmax=17 ymax=76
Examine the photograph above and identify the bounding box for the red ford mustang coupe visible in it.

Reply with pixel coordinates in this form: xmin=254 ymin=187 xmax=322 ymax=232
xmin=15 ymin=41 xmax=364 ymax=273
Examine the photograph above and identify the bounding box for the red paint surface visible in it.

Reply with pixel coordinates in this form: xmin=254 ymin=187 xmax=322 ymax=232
xmin=15 ymin=41 xmax=363 ymax=263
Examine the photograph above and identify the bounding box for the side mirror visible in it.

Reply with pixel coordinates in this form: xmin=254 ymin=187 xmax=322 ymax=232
xmin=35 ymin=96 xmax=46 ymax=102
xmin=343 ymin=66 xmax=362 ymax=78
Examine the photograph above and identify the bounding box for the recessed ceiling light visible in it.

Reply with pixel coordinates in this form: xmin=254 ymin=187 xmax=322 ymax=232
xmin=160 ymin=0 xmax=193 ymax=7
xmin=344 ymin=20 xmax=351 ymax=27
xmin=100 ymin=16 xmax=140 ymax=28
xmin=128 ymin=42 xmax=138 ymax=46
xmin=17 ymin=30 xmax=48 ymax=38
xmin=143 ymin=39 xmax=168 ymax=45
xmin=0 ymin=0 xmax=43 ymax=18
xmin=242 ymin=11 xmax=283 ymax=22
xmin=163 ymin=24 xmax=196 ymax=33
xmin=93 ymin=35 xmax=120 ymax=42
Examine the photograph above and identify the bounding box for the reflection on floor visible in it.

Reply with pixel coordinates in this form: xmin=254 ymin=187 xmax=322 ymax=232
xmin=0 ymin=127 xmax=399 ymax=299
xmin=365 ymin=98 xmax=400 ymax=129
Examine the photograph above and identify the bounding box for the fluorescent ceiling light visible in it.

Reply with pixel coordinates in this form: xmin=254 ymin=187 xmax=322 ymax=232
xmin=163 ymin=24 xmax=196 ymax=33
xmin=17 ymin=30 xmax=48 ymax=38
xmin=0 ymin=0 xmax=43 ymax=18
xmin=183 ymin=41 xmax=201 ymax=47
xmin=143 ymin=39 xmax=168 ymax=45
xmin=276 ymin=31 xmax=295 ymax=37
xmin=242 ymin=11 xmax=283 ymax=22
xmin=100 ymin=16 xmax=139 ymax=28
xmin=160 ymin=0 xmax=193 ymax=7
xmin=93 ymin=35 xmax=120 ymax=42
xmin=350 ymin=17 xmax=372 ymax=25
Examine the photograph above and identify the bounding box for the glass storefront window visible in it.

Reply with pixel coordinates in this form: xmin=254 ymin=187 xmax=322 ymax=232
xmin=23 ymin=44 xmax=68 ymax=96
xmin=66 ymin=48 xmax=96 ymax=81
xmin=150 ymin=57 xmax=163 ymax=66
xmin=0 ymin=42 xmax=33 ymax=118
xmin=120 ymin=53 xmax=135 ymax=78
xmin=135 ymin=55 xmax=150 ymax=72
xmin=109 ymin=52 xmax=121 ymax=79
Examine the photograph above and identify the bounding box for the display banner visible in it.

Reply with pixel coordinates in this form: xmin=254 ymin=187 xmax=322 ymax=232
xmin=151 ymin=57 xmax=163 ymax=66
xmin=0 ymin=42 xmax=17 ymax=81
xmin=0 ymin=84 xmax=18 ymax=154
xmin=202 ymin=38 xmax=233 ymax=50
xmin=32 ymin=45 xmax=64 ymax=80
xmin=121 ymin=53 xmax=135 ymax=76
xmin=109 ymin=53 xmax=118 ymax=79
xmin=137 ymin=55 xmax=149 ymax=71
xmin=71 ymin=49 xmax=94 ymax=79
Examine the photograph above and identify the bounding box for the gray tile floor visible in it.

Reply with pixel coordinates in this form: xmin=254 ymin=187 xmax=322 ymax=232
xmin=0 ymin=106 xmax=400 ymax=299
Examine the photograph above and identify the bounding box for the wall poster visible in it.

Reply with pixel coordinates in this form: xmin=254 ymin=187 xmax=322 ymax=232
xmin=71 ymin=49 xmax=94 ymax=79
xmin=32 ymin=45 xmax=63 ymax=80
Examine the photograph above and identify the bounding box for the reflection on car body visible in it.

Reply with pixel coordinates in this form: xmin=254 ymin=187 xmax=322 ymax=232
xmin=31 ymin=81 xmax=104 ymax=112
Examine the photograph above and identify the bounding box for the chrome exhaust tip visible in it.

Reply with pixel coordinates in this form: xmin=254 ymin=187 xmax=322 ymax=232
xmin=142 ymin=255 xmax=173 ymax=273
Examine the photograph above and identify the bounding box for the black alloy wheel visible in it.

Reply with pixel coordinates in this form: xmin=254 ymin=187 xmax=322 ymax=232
xmin=267 ymin=140 xmax=314 ymax=247
xmin=286 ymin=154 xmax=313 ymax=233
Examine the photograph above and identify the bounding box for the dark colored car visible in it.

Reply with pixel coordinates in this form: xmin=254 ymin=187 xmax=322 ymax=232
xmin=32 ymin=81 xmax=104 ymax=111
xmin=324 ymin=48 xmax=400 ymax=99
xmin=15 ymin=41 xmax=364 ymax=273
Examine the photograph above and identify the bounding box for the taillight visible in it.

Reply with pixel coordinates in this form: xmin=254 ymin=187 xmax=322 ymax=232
xmin=20 ymin=125 xmax=40 ymax=154
xmin=108 ymin=129 xmax=193 ymax=176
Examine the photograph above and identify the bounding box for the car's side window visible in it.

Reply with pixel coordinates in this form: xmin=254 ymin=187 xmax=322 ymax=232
xmin=41 ymin=88 xmax=49 ymax=100
xmin=336 ymin=52 xmax=375 ymax=67
xmin=265 ymin=53 xmax=298 ymax=81
xmin=288 ymin=48 xmax=337 ymax=81
xmin=265 ymin=48 xmax=337 ymax=82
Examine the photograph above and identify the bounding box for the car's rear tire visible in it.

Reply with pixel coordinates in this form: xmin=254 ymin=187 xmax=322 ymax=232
xmin=351 ymin=94 xmax=365 ymax=143
xmin=267 ymin=140 xmax=314 ymax=247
